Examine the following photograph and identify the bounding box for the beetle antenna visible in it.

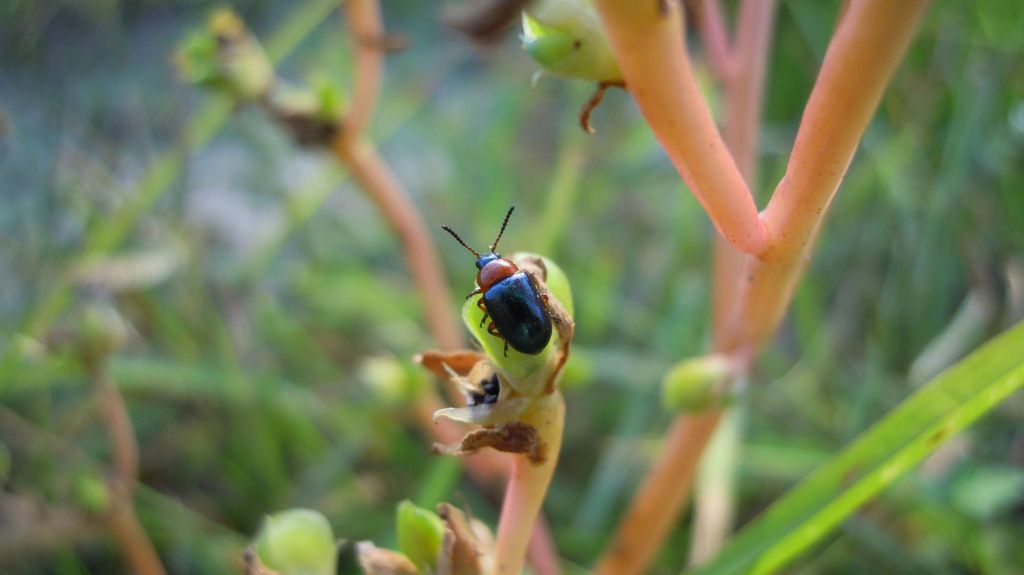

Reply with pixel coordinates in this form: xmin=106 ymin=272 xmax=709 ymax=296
xmin=490 ymin=204 xmax=516 ymax=251
xmin=441 ymin=225 xmax=480 ymax=258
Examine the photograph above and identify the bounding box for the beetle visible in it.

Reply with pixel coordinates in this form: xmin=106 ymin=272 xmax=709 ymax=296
xmin=441 ymin=205 xmax=553 ymax=356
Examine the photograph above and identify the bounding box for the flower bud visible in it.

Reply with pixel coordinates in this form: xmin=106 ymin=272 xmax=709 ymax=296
xmin=522 ymin=0 xmax=622 ymax=82
xmin=253 ymin=509 xmax=336 ymax=575
xmin=73 ymin=472 xmax=110 ymax=514
xmin=78 ymin=304 xmax=130 ymax=363
xmin=395 ymin=500 xmax=445 ymax=571
xmin=662 ymin=354 xmax=735 ymax=412
xmin=175 ymin=9 xmax=273 ymax=101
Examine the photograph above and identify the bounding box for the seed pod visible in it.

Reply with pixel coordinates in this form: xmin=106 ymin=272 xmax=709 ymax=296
xmin=253 ymin=509 xmax=336 ymax=575
xmin=522 ymin=0 xmax=622 ymax=83
xmin=395 ymin=500 xmax=445 ymax=571
xmin=662 ymin=354 xmax=736 ymax=412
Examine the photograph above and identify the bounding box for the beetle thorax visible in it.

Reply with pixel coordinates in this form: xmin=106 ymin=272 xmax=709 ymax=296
xmin=477 ymin=257 xmax=518 ymax=290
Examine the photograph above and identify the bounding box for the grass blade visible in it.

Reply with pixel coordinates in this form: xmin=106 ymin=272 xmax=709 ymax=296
xmin=692 ymin=320 xmax=1024 ymax=575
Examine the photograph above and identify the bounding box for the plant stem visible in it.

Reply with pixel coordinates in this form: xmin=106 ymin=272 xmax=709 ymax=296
xmin=595 ymin=1 xmax=929 ymax=573
xmin=331 ymin=139 xmax=464 ymax=351
xmin=337 ymin=4 xmax=562 ymax=569
xmin=722 ymin=0 xmax=931 ymax=352
xmin=591 ymin=0 xmax=769 ymax=256
xmin=696 ymin=0 xmax=778 ymax=562
xmin=494 ymin=392 xmax=565 ymax=575
xmin=94 ymin=367 xmax=166 ymax=575
xmin=344 ymin=0 xmax=383 ymax=142
xmin=692 ymin=0 xmax=735 ymax=81
xmin=594 ymin=411 xmax=722 ymax=575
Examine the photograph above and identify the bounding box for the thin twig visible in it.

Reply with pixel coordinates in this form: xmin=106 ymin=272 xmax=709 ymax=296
xmin=344 ymin=0 xmax=383 ymax=141
xmin=692 ymin=0 xmax=735 ymax=80
xmin=93 ymin=366 xmax=166 ymax=575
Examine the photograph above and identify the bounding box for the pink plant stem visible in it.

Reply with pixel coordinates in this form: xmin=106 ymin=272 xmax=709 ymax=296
xmin=695 ymin=0 xmax=736 ymax=81
xmin=595 ymin=1 xmax=930 ymax=573
xmin=592 ymin=0 xmax=770 ymax=256
xmin=343 ymin=0 xmax=382 ymax=140
xmin=493 ymin=392 xmax=565 ymax=575
xmin=712 ymin=0 xmax=778 ymax=337
xmin=721 ymin=0 xmax=931 ymax=352
xmin=695 ymin=0 xmax=779 ymax=564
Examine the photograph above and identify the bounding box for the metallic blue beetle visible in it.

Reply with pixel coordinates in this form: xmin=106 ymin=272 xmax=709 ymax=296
xmin=442 ymin=206 xmax=553 ymax=356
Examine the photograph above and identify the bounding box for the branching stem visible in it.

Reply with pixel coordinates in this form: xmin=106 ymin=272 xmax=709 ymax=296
xmin=594 ymin=1 xmax=930 ymax=573
xmin=592 ymin=0 xmax=770 ymax=256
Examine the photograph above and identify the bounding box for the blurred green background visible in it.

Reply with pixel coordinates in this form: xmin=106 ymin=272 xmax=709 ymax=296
xmin=1 ymin=0 xmax=1022 ymax=573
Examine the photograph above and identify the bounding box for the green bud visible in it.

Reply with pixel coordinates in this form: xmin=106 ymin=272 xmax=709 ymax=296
xmin=73 ymin=472 xmax=110 ymax=514
xmin=361 ymin=356 xmax=429 ymax=405
xmin=253 ymin=509 xmax=336 ymax=575
xmin=662 ymin=355 xmax=735 ymax=413
xmin=175 ymin=9 xmax=273 ymax=101
xmin=309 ymin=74 xmax=346 ymax=124
xmin=395 ymin=500 xmax=445 ymax=571
xmin=522 ymin=0 xmax=622 ymax=82
xmin=79 ymin=304 xmax=130 ymax=362
xmin=462 ymin=253 xmax=573 ymax=394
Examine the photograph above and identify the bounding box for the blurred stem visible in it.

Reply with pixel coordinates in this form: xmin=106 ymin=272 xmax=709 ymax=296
xmin=344 ymin=0 xmax=383 ymax=140
xmin=591 ymin=0 xmax=770 ymax=256
xmin=494 ymin=392 xmax=565 ymax=575
xmin=330 ymin=139 xmax=463 ymax=352
xmin=595 ymin=411 xmax=723 ymax=575
xmin=92 ymin=364 xmax=166 ymax=575
xmin=697 ymin=0 xmax=777 ymax=563
xmin=336 ymin=4 xmax=561 ymax=569
xmin=692 ymin=0 xmax=735 ymax=81
xmin=688 ymin=404 xmax=743 ymax=566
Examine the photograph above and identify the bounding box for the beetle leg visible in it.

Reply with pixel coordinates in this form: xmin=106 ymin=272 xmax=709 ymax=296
xmin=477 ymin=298 xmax=488 ymax=312
xmin=465 ymin=287 xmax=482 ymax=300
xmin=479 ymin=312 xmax=489 ymax=328
xmin=503 ymin=340 xmax=509 ymax=357
xmin=486 ymin=322 xmax=502 ymax=338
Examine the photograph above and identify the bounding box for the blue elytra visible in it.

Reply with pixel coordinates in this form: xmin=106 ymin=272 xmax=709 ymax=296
xmin=441 ymin=205 xmax=554 ymax=356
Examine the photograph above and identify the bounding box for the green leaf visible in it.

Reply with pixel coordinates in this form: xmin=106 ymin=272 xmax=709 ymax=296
xmin=396 ymin=500 xmax=445 ymax=571
xmin=693 ymin=321 xmax=1024 ymax=575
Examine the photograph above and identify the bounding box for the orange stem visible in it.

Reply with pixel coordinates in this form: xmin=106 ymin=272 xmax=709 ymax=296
xmin=592 ymin=0 xmax=769 ymax=256
xmin=494 ymin=393 xmax=565 ymax=575
xmin=723 ymin=0 xmax=930 ymax=352
xmin=95 ymin=368 xmax=166 ymax=575
xmin=595 ymin=1 xmax=929 ymax=573
xmin=594 ymin=411 xmax=722 ymax=575
xmin=344 ymin=0 xmax=383 ymax=140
